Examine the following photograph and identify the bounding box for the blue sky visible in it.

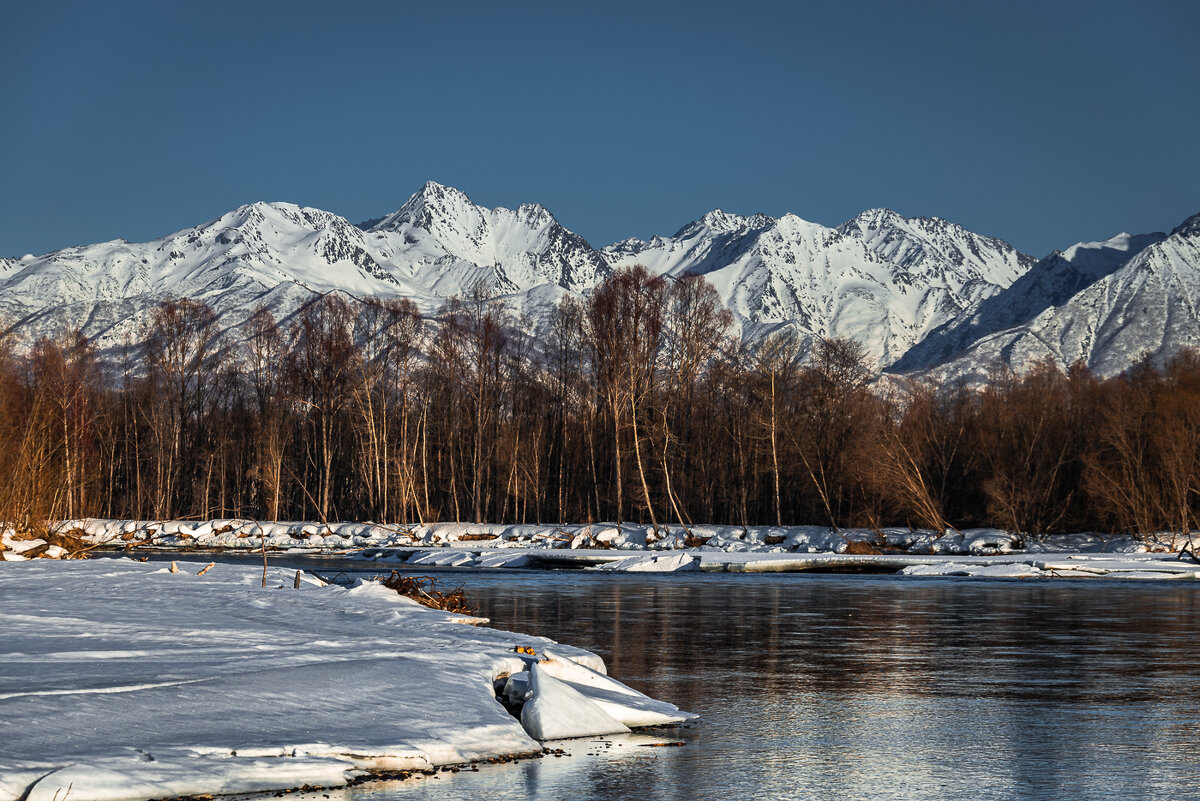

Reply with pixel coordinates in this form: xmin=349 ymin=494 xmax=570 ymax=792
xmin=2 ymin=0 xmax=1197 ymax=258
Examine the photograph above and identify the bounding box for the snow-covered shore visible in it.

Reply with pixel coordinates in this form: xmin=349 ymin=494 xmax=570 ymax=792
xmin=0 ymin=559 xmax=693 ymax=801
xmin=31 ymin=518 xmax=1200 ymax=579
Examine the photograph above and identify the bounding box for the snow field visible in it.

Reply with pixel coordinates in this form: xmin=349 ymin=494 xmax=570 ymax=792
xmin=0 ymin=559 xmax=693 ymax=801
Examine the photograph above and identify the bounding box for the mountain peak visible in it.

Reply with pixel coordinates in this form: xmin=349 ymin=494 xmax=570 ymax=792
xmin=1171 ymin=212 xmax=1200 ymax=238
xmin=516 ymin=201 xmax=556 ymax=225
xmin=673 ymin=209 xmax=774 ymax=239
xmin=204 ymin=201 xmax=295 ymax=232
xmin=839 ymin=208 xmax=977 ymax=241
xmin=405 ymin=180 xmax=474 ymax=212
xmin=365 ymin=182 xmax=481 ymax=233
xmin=416 ymin=179 xmax=469 ymax=200
xmin=1058 ymin=231 xmax=1167 ymax=270
xmin=209 ymin=202 xmax=355 ymax=238
xmin=700 ymin=209 xmax=744 ymax=229
xmin=844 ymin=207 xmax=906 ymax=230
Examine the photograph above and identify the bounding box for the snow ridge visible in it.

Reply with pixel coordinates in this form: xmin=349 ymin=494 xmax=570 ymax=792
xmin=892 ymin=230 xmax=1167 ymax=374
xmin=362 ymin=181 xmax=610 ymax=294
xmin=605 ymin=206 xmax=1031 ymax=366
xmin=3 ymin=183 xmax=1197 ymax=381
xmin=902 ymin=219 xmax=1200 ymax=381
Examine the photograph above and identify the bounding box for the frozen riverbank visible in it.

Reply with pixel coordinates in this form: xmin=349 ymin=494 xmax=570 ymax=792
xmin=0 ymin=559 xmax=692 ymax=801
xmin=32 ymin=518 xmax=1200 ymax=579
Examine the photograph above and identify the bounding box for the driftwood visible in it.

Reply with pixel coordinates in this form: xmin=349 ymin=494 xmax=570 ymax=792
xmin=380 ymin=571 xmax=473 ymax=614
xmin=1177 ymin=540 xmax=1200 ymax=564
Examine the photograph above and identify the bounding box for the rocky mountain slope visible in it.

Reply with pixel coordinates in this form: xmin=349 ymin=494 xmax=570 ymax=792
xmin=605 ymin=206 xmax=1031 ymax=366
xmin=2 ymin=181 xmax=1195 ymax=380
xmin=0 ymin=183 xmax=603 ymax=352
xmin=897 ymin=214 xmax=1200 ymax=381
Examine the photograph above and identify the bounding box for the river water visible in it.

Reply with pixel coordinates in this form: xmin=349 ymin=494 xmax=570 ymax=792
xmin=331 ymin=569 xmax=1200 ymax=801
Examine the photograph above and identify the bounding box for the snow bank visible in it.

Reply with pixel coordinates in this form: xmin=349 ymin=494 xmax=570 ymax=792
xmin=0 ymin=532 xmax=68 ymax=560
xmin=19 ymin=753 xmax=354 ymax=801
xmin=0 ymin=559 xmax=692 ymax=801
xmin=50 ymin=518 xmax=1200 ymax=579
xmin=512 ymin=648 xmax=699 ymax=740
xmin=69 ymin=517 xmax=1188 ymax=557
xmin=900 ymin=555 xmax=1200 ymax=579
xmin=538 ymin=650 xmax=696 ymax=727
xmin=591 ymin=553 xmax=700 ymax=572
xmin=926 ymin=528 xmax=1023 ymax=555
xmin=901 ymin=562 xmax=1046 ymax=578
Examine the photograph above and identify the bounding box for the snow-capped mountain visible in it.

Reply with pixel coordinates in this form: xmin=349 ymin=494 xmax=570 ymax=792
xmin=605 ymin=206 xmax=1031 ymax=366
xmin=891 ymin=230 xmax=1167 ymax=374
xmin=3 ymin=180 xmax=1196 ymax=381
xmin=360 ymin=181 xmax=609 ymax=295
xmin=0 ymin=183 xmax=606 ymax=352
xmin=0 ymin=200 xmax=408 ymax=351
xmin=0 ymin=183 xmax=1031 ymax=367
xmin=897 ymin=214 xmax=1200 ymax=381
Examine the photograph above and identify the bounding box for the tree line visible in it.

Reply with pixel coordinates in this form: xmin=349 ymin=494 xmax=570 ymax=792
xmin=2 ymin=264 xmax=1198 ymax=540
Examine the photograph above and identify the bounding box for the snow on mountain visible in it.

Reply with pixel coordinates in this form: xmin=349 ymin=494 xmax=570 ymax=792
xmin=891 ymin=230 xmax=1167 ymax=373
xmin=905 ymin=214 xmax=1200 ymax=382
xmin=605 ymin=207 xmax=1031 ymax=367
xmin=602 ymin=209 xmax=775 ymax=276
xmin=7 ymin=185 xmax=1032 ymax=368
xmin=837 ymin=208 xmax=1030 ymax=291
xmin=361 ymin=181 xmax=609 ymax=295
xmin=0 ymin=202 xmax=402 ymax=351
xmin=0 ymin=184 xmax=607 ymax=352
xmin=5 ymin=181 xmax=1196 ymax=381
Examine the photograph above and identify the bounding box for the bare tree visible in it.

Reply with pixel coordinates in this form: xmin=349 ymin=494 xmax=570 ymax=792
xmin=873 ymin=381 xmax=957 ymax=532
xmin=379 ymin=298 xmax=425 ymax=524
xmin=587 ymin=265 xmax=668 ymax=530
xmin=792 ymin=337 xmax=876 ymax=530
xmin=663 ymin=274 xmax=732 ymax=525
xmin=749 ymin=331 xmax=802 ymax=527
xmin=976 ymin=361 xmax=1083 ymax=536
xmin=288 ymin=293 xmax=359 ymax=522
xmin=142 ymin=298 xmax=223 ymax=518
xmin=244 ymin=306 xmax=290 ymax=520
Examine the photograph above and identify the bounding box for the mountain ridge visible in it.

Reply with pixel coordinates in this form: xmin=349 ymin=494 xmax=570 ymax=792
xmin=2 ymin=182 xmax=1196 ymax=382
xmin=896 ymin=219 xmax=1200 ymax=381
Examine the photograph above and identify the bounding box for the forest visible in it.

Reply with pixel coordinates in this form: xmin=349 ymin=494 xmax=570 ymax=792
xmin=1 ymin=264 xmax=1198 ymax=540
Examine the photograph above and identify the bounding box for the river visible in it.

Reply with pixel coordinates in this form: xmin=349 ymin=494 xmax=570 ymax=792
xmin=339 ymin=569 xmax=1200 ymax=801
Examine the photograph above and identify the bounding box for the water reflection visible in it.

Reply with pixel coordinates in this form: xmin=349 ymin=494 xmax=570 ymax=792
xmin=340 ymin=572 xmax=1200 ymax=801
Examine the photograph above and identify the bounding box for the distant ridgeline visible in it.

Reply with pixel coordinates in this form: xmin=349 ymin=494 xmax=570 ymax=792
xmin=2 ymin=181 xmax=1197 ymax=382
xmin=3 ymin=267 xmax=1200 ymax=540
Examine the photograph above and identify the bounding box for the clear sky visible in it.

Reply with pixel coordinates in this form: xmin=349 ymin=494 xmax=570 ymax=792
xmin=2 ymin=0 xmax=1197 ymax=259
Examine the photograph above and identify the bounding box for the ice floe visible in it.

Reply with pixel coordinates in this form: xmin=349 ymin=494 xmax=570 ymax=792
xmin=590 ymin=552 xmax=700 ymax=572
xmin=520 ymin=662 xmax=631 ymax=740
